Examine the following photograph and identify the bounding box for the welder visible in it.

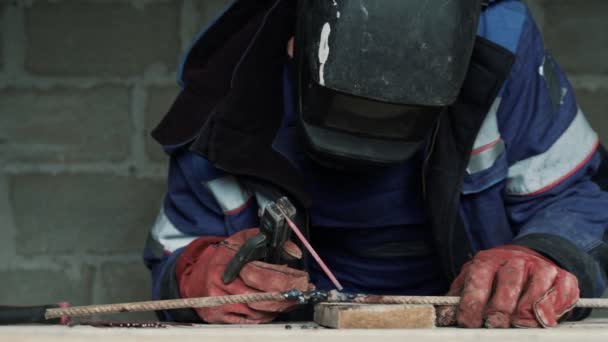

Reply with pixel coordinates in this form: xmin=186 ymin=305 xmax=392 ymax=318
xmin=144 ymin=0 xmax=608 ymax=328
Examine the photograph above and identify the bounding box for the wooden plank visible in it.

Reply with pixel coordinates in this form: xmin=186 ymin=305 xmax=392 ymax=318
xmin=314 ymin=303 xmax=436 ymax=329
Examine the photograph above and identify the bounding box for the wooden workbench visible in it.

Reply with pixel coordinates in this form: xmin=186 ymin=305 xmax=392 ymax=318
xmin=1 ymin=319 xmax=608 ymax=342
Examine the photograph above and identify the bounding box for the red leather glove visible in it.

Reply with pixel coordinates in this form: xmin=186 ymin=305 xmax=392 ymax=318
xmin=176 ymin=228 xmax=313 ymax=324
xmin=437 ymin=245 xmax=579 ymax=328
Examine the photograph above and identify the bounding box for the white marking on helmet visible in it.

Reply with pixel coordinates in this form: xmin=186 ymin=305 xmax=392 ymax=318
xmin=319 ymin=23 xmax=331 ymax=86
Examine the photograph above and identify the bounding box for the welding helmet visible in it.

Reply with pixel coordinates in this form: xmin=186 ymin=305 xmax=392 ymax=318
xmin=294 ymin=0 xmax=482 ymax=168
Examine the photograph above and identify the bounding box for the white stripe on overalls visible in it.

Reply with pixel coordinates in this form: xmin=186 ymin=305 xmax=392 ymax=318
xmin=204 ymin=175 xmax=253 ymax=214
xmin=467 ymin=97 xmax=506 ymax=174
xmin=506 ymin=109 xmax=599 ymax=196
xmin=149 ymin=207 xmax=198 ymax=253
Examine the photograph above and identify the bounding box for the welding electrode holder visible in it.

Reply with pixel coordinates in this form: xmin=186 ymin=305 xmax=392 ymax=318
xmin=221 ymin=197 xmax=297 ymax=284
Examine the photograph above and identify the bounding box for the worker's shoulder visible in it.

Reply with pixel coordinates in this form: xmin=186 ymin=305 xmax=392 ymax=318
xmin=478 ymin=0 xmax=537 ymax=54
xmin=172 ymin=149 xmax=228 ymax=183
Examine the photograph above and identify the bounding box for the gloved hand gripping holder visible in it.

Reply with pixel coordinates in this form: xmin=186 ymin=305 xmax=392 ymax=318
xmin=222 ymin=197 xmax=296 ymax=284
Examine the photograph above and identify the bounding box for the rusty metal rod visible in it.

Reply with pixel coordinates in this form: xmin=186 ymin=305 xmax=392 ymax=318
xmin=45 ymin=292 xmax=287 ymax=320
xmin=343 ymin=295 xmax=606 ymax=308
xmin=45 ymin=290 xmax=608 ymax=320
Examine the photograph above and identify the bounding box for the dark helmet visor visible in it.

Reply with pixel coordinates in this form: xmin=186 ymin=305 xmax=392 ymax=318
xmin=301 ymin=76 xmax=441 ymax=141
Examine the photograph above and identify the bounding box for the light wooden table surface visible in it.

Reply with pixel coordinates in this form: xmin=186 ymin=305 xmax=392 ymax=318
xmin=1 ymin=319 xmax=608 ymax=342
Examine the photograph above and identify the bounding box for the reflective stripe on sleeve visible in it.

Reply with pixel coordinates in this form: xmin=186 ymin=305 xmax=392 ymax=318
xmin=506 ymin=109 xmax=600 ymax=196
xmin=467 ymin=97 xmax=505 ymax=174
xmin=149 ymin=207 xmax=198 ymax=254
xmin=203 ymin=175 xmax=253 ymax=215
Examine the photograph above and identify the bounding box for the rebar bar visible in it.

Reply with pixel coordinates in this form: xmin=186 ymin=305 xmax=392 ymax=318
xmin=45 ymin=292 xmax=286 ymax=319
xmin=45 ymin=290 xmax=608 ymax=320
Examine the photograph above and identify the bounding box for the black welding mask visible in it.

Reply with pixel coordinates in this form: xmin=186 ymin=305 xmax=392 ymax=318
xmin=294 ymin=0 xmax=482 ymax=168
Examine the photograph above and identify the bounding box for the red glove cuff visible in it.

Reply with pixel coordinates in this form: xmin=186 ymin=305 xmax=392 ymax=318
xmin=493 ymin=245 xmax=555 ymax=264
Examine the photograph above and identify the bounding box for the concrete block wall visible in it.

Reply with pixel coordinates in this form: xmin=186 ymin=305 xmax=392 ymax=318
xmin=0 ymin=0 xmax=606 ymax=321
xmin=0 ymin=0 xmax=230 ymax=320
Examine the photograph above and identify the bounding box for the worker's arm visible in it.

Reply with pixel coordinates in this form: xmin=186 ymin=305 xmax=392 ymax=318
xmin=144 ymin=150 xmax=249 ymax=321
xmin=445 ymin=4 xmax=608 ymax=328
xmin=498 ymin=12 xmax=608 ymax=303
xmin=144 ymin=150 xmax=309 ymax=323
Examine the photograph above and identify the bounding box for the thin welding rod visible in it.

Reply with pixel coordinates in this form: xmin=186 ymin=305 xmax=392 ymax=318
xmin=277 ymin=208 xmax=344 ymax=291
